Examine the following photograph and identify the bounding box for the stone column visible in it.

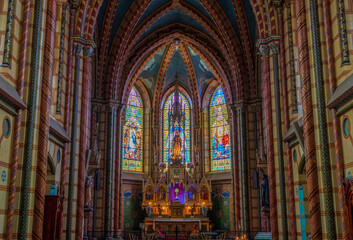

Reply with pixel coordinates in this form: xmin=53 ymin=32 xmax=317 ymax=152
xmin=5 ymin=0 xmax=31 ymax=238
xmin=257 ymin=41 xmax=278 ymax=239
xmin=18 ymin=0 xmax=43 ymax=237
xmin=230 ymin=105 xmax=241 ymax=231
xmin=270 ymin=39 xmax=288 ymax=239
xmin=296 ymin=0 xmax=322 ymax=238
xmin=32 ymin=0 xmax=57 ymax=238
xmin=58 ymin=6 xmax=75 ymax=240
xmin=323 ymin=0 xmax=350 ymax=237
xmin=114 ymin=104 xmax=124 ymax=233
xmin=238 ymin=104 xmax=250 ymax=234
xmin=66 ymin=43 xmax=82 ymax=240
xmin=309 ymin=0 xmax=336 ymax=238
xmin=277 ymin=4 xmax=297 ymax=239
xmin=76 ymin=46 xmax=94 ymax=240
xmin=104 ymin=104 xmax=117 ymax=238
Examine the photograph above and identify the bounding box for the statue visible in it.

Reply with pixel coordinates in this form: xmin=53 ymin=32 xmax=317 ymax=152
xmin=85 ymin=175 xmax=94 ymax=207
xmin=171 ymin=130 xmax=182 ymax=162
xmin=158 ymin=188 xmax=166 ymax=201
xmin=147 ymin=205 xmax=151 ymax=217
xmin=202 ymin=205 xmax=207 ymax=217
xmin=261 ymin=171 xmax=269 ymax=206
xmin=158 ymin=204 xmax=162 ymax=216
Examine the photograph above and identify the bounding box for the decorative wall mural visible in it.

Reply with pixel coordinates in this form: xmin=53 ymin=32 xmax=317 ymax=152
xmin=210 ymin=86 xmax=231 ymax=171
xmin=210 ymin=186 xmax=231 ymax=231
xmin=187 ymin=46 xmax=214 ymax=96
xmin=122 ymin=87 xmax=144 ymax=171
xmin=163 ymin=90 xmax=190 ymax=168
xmin=0 ymin=116 xmax=11 ymax=146
xmin=139 ymin=47 xmax=166 ymax=96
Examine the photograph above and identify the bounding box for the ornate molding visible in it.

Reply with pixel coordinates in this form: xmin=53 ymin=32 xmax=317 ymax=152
xmin=256 ymin=35 xmax=280 ymax=56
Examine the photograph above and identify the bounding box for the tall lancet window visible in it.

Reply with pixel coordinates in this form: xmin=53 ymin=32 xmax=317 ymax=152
xmin=122 ymin=87 xmax=143 ymax=171
xmin=163 ymin=89 xmax=190 ymax=169
xmin=210 ymin=86 xmax=231 ymax=171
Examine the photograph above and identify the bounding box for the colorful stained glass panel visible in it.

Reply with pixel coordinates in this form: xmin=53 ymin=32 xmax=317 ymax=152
xmin=122 ymin=87 xmax=143 ymax=171
xmin=210 ymin=86 xmax=231 ymax=171
xmin=163 ymin=91 xmax=190 ymax=169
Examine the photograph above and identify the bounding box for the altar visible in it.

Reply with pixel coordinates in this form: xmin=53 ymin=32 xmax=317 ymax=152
xmin=144 ymin=217 xmax=210 ymax=232
xmin=141 ymin=89 xmax=213 ymax=233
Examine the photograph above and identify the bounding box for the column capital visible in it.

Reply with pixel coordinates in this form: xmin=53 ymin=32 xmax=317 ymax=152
xmin=256 ymin=35 xmax=280 ymax=56
xmin=73 ymin=36 xmax=96 ymax=57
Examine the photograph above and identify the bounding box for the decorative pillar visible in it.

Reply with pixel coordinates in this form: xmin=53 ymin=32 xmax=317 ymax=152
xmin=295 ymin=0 xmax=322 ymax=238
xmin=5 ymin=0 xmax=30 ymax=238
xmin=270 ymin=38 xmax=288 ymax=239
xmin=277 ymin=4 xmax=297 ymax=239
xmin=105 ymin=104 xmax=117 ymax=238
xmin=239 ymin=104 xmax=250 ymax=234
xmin=55 ymin=4 xmax=67 ymax=114
xmin=337 ymin=0 xmax=350 ymax=65
xmin=323 ymin=0 xmax=350 ymax=238
xmin=309 ymin=0 xmax=336 ymax=238
xmin=58 ymin=7 xmax=75 ymax=240
xmin=76 ymin=46 xmax=94 ymax=240
xmin=257 ymin=42 xmax=278 ymax=239
xmin=32 ymin=0 xmax=57 ymax=238
xmin=230 ymin=105 xmax=241 ymax=231
xmin=66 ymin=43 xmax=82 ymax=240
xmin=114 ymin=104 xmax=124 ymax=233
xmin=2 ymin=0 xmax=14 ymax=66
xmin=18 ymin=0 xmax=43 ymax=238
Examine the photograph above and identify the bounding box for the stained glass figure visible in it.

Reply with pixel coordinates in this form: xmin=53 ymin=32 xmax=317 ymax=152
xmin=122 ymin=87 xmax=143 ymax=171
xmin=163 ymin=90 xmax=190 ymax=169
xmin=210 ymin=86 xmax=231 ymax=171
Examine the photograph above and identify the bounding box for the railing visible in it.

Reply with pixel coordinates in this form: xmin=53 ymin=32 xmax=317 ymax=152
xmin=86 ymin=230 xmax=259 ymax=240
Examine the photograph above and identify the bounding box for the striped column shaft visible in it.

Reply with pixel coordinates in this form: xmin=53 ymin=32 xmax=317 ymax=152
xmin=60 ymin=8 xmax=75 ymax=194
xmin=239 ymin=106 xmax=250 ymax=234
xmin=322 ymin=0 xmax=350 ymax=238
xmin=18 ymin=0 xmax=43 ymax=238
xmin=5 ymin=0 xmax=30 ymax=239
xmin=75 ymin=48 xmax=93 ymax=240
xmin=66 ymin=44 xmax=82 ymax=240
xmin=58 ymin=9 xmax=74 ymax=240
xmin=278 ymin=6 xmax=297 ymax=240
xmin=295 ymin=0 xmax=322 ymax=239
xmin=309 ymin=0 xmax=336 ymax=238
xmin=263 ymin=56 xmax=279 ymax=240
xmin=105 ymin=106 xmax=116 ymax=236
xmin=273 ymin=51 xmax=288 ymax=240
xmin=32 ymin=0 xmax=57 ymax=238
xmin=55 ymin=4 xmax=67 ymax=114
xmin=2 ymin=0 xmax=14 ymax=66
xmin=230 ymin=105 xmax=241 ymax=231
xmin=114 ymin=105 xmax=124 ymax=232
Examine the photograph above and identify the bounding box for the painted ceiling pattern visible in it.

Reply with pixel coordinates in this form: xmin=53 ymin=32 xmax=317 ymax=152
xmin=91 ymin=0 xmax=265 ymax=105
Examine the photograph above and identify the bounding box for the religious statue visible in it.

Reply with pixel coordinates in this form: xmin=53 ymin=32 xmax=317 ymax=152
xmin=191 ymin=203 xmax=196 ymax=216
xmin=158 ymin=188 xmax=166 ymax=201
xmin=261 ymin=171 xmax=269 ymax=207
xmin=85 ymin=175 xmax=94 ymax=208
xmin=202 ymin=205 xmax=207 ymax=217
xmin=153 ymin=146 xmax=159 ymax=165
xmin=146 ymin=205 xmax=151 ymax=217
xmin=158 ymin=204 xmax=162 ymax=216
xmin=170 ymin=130 xmax=182 ymax=162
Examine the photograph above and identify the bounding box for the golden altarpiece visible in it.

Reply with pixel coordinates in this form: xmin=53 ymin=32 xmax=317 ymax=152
xmin=142 ymin=89 xmax=212 ymax=232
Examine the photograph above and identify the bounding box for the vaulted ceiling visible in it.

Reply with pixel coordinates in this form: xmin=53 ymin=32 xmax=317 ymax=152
xmin=88 ymin=0 xmax=274 ymax=106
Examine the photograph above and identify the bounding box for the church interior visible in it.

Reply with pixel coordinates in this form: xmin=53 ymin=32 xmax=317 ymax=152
xmin=0 ymin=0 xmax=353 ymax=239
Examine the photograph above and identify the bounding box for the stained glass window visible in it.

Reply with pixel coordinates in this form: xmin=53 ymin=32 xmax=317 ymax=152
xmin=163 ymin=91 xmax=190 ymax=169
xmin=210 ymin=86 xmax=231 ymax=171
xmin=122 ymin=87 xmax=143 ymax=171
